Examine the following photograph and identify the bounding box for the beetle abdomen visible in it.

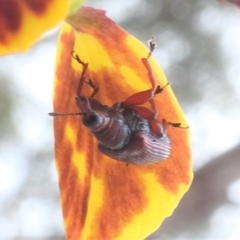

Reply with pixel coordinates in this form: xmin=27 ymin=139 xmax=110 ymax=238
xmin=98 ymin=131 xmax=171 ymax=164
xmin=93 ymin=116 xmax=131 ymax=150
xmin=98 ymin=108 xmax=171 ymax=164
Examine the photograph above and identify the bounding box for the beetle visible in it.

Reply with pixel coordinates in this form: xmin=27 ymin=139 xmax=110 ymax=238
xmin=50 ymin=50 xmax=187 ymax=165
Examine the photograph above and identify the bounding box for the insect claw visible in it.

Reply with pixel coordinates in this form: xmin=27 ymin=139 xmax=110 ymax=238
xmin=147 ymin=36 xmax=157 ymax=53
xmin=168 ymin=122 xmax=189 ymax=129
xmin=71 ymin=51 xmax=86 ymax=65
xmin=71 ymin=51 xmax=78 ymax=60
xmin=155 ymin=86 xmax=162 ymax=94
xmin=170 ymin=122 xmax=181 ymax=128
xmin=155 ymin=82 xmax=170 ymax=95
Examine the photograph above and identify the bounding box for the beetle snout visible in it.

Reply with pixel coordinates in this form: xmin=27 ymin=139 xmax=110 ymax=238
xmin=75 ymin=96 xmax=86 ymax=101
xmin=75 ymin=96 xmax=88 ymax=103
xmin=76 ymin=96 xmax=92 ymax=114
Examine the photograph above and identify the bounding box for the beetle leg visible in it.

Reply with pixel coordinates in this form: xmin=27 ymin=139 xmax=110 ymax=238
xmin=125 ymin=82 xmax=170 ymax=120
xmin=155 ymin=82 xmax=169 ymax=95
xmin=167 ymin=121 xmax=189 ymax=129
xmin=122 ymin=58 xmax=169 ymax=108
xmin=149 ymin=98 xmax=158 ymax=119
xmin=141 ymin=58 xmax=157 ymax=89
xmin=122 ymin=58 xmax=157 ymax=107
xmin=82 ymin=79 xmax=99 ymax=98
xmin=148 ymin=98 xmax=165 ymax=136
xmin=121 ymin=57 xmax=171 ymax=136
xmin=149 ymin=119 xmax=165 ymax=137
xmin=150 ymin=118 xmax=189 ymax=137
xmin=72 ymin=51 xmax=88 ymax=96
xmin=149 ymin=87 xmax=188 ymax=132
xmin=72 ymin=51 xmax=99 ymax=98
xmin=126 ymin=105 xmax=156 ymax=120
xmin=147 ymin=36 xmax=157 ymax=59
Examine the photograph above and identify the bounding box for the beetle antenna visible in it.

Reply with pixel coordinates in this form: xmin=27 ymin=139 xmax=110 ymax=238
xmin=48 ymin=112 xmax=85 ymax=117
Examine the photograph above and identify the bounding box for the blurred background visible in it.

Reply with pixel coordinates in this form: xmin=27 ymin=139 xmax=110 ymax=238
xmin=0 ymin=0 xmax=240 ymax=239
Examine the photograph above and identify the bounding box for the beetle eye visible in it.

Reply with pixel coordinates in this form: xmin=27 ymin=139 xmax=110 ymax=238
xmin=83 ymin=112 xmax=100 ymax=127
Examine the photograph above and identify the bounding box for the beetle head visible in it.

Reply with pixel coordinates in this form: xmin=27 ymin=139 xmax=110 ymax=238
xmin=76 ymin=96 xmax=111 ymax=131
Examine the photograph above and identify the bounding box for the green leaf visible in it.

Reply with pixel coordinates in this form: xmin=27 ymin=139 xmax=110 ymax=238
xmin=68 ymin=0 xmax=85 ymax=16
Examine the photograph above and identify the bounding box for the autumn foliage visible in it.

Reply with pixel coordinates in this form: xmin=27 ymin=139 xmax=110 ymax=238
xmin=0 ymin=0 xmax=70 ymax=55
xmin=52 ymin=6 xmax=193 ymax=240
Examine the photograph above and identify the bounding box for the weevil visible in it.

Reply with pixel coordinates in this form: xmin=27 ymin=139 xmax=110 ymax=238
xmin=50 ymin=49 xmax=187 ymax=165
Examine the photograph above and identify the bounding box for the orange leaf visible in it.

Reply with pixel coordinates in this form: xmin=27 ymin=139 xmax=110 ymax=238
xmin=52 ymin=6 xmax=193 ymax=240
xmin=0 ymin=0 xmax=69 ymax=55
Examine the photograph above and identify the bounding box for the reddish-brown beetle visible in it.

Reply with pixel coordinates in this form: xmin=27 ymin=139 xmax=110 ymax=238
xmin=50 ymin=49 xmax=187 ymax=165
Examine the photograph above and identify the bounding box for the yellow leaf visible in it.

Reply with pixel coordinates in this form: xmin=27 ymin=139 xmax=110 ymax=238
xmin=52 ymin=6 xmax=193 ymax=240
xmin=0 ymin=0 xmax=69 ymax=55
